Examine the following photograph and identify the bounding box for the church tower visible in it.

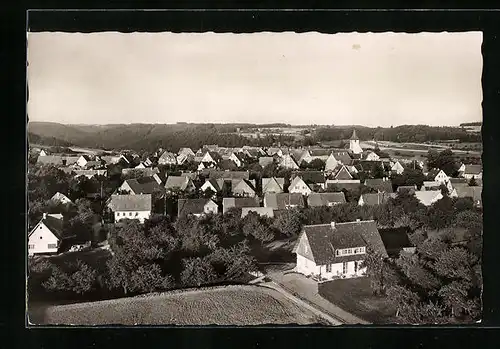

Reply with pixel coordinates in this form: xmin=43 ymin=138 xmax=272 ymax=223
xmin=349 ymin=129 xmax=363 ymax=154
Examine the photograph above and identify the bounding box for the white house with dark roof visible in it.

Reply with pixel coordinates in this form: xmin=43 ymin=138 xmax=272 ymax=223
xmin=178 ymin=198 xmax=219 ymax=217
xmin=414 ymin=190 xmax=443 ymax=206
xmin=390 ymin=161 xmax=405 ymax=175
xmin=279 ymin=154 xmax=300 ymax=170
xmin=460 ymin=165 xmax=482 ymax=180
xmin=363 ymin=151 xmax=380 ymax=162
xmin=164 ymin=175 xmax=196 ymax=193
xmin=231 ymin=179 xmax=257 ymax=197
xmin=223 ymin=197 xmax=259 ymax=214
xmin=293 ymin=220 xmax=387 ymax=281
xmin=427 ymin=169 xmax=450 ymax=184
xmin=158 ymin=151 xmax=177 ymax=166
xmin=28 ymin=213 xmax=74 ymax=255
xmin=107 ymin=194 xmax=152 ymax=223
xmin=288 ymin=176 xmax=313 ymax=196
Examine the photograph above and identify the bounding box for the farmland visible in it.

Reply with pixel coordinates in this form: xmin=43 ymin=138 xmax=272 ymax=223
xmin=30 ymin=285 xmax=323 ymax=326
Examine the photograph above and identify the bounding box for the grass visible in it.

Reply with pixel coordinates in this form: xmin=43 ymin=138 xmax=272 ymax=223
xmin=318 ymin=277 xmax=396 ymax=324
xmin=30 ymin=285 xmax=322 ymax=326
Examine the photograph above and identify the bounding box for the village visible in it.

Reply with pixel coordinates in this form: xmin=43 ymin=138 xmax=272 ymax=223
xmin=27 ymin=128 xmax=483 ymax=325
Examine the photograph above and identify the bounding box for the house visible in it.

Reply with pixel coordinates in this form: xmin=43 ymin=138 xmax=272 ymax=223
xmin=28 ymin=213 xmax=74 ymax=256
xmin=454 ymin=186 xmax=482 ymax=207
xmin=179 ymin=147 xmax=196 ymax=158
xmin=279 ymin=154 xmax=300 ymax=170
xmin=158 ymin=151 xmax=178 ymax=166
xmin=379 ymin=227 xmax=416 ymax=258
xmin=200 ymin=178 xmax=224 ymax=194
xmin=324 ymin=153 xmax=341 ymax=172
xmin=208 ymin=170 xmax=250 ymax=181
xmin=299 ymin=149 xmax=331 ymax=164
xmin=414 ymin=190 xmax=443 ymax=206
xmin=76 ymin=155 xmax=92 ymax=168
xmin=232 ymin=179 xmax=257 ymax=197
xmin=293 ymin=220 xmax=387 ymax=281
xmin=178 ymin=198 xmax=219 ymax=217
xmin=364 ymin=178 xmax=393 ymax=193
xmin=363 ymin=151 xmax=380 ymax=162
xmin=122 ymin=167 xmax=160 ymax=178
xmin=262 ymin=177 xmax=286 ymax=194
xmin=164 ymin=175 xmax=196 ymax=193
xmin=218 ymin=159 xmax=239 ymax=171
xmin=292 ymin=171 xmax=326 ymax=190
xmin=391 ymin=161 xmax=405 ymax=175
xmin=354 ymin=160 xmax=384 ymax=175
xmin=107 ymin=194 xmax=152 ymax=223
xmin=427 ymin=169 xmax=449 ymax=184
xmin=331 ymin=151 xmax=352 ymax=166
xmin=198 ymin=161 xmax=217 ymax=171
xmin=73 ymin=169 xmax=108 ymax=179
xmin=118 ymin=177 xmax=164 ymax=195
xmin=307 ymin=192 xmax=346 ymax=207
xmin=331 ymin=165 xmax=354 ymax=180
xmin=348 ymin=130 xmax=363 ymax=154
xmin=460 ymin=165 xmax=482 ymax=180
xmin=39 ymin=149 xmax=48 ymax=157
xmin=263 ymin=193 xmax=305 ymax=210
xmin=259 ymin=157 xmax=275 ymax=168
xmin=229 ymin=152 xmax=246 ymax=168
xmin=325 ymin=179 xmax=361 ymax=192
xmin=288 ymin=176 xmax=313 ymax=196
xmin=84 ymin=160 xmax=106 ymax=170
xmin=241 ymin=207 xmax=275 ymax=218
xmin=266 ymin=147 xmax=283 ymax=157
xmin=422 ymin=180 xmax=453 ymax=193
xmin=396 ymin=185 xmax=417 ymax=195
xmin=200 ymin=151 xmax=223 ymax=165
xmin=223 ymin=197 xmax=259 ymax=214
xmin=358 ymin=192 xmax=395 ymax=206
xmin=50 ymin=192 xmax=73 ymax=205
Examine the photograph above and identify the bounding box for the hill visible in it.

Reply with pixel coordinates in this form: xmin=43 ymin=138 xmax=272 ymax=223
xmin=28 ymin=132 xmax=74 ymax=147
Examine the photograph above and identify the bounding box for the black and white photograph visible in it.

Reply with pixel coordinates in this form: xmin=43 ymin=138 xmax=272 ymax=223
xmin=26 ymin=29 xmax=483 ymax=326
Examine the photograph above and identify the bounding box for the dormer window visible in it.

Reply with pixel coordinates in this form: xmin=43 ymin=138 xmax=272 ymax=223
xmin=335 ymin=246 xmax=365 ymax=257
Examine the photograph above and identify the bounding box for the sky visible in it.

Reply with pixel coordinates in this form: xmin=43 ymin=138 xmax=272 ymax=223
xmin=27 ymin=31 xmax=483 ymax=127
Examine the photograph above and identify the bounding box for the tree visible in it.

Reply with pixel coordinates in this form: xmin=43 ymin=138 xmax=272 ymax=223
xmin=272 ymin=209 xmax=303 ymax=237
xmin=433 ymin=247 xmax=476 ymax=282
xmin=386 ymin=284 xmax=421 ymax=318
xmin=438 ymin=281 xmax=472 ymax=317
xmin=361 ymin=248 xmax=397 ymax=295
xmin=396 ymin=251 xmax=442 ymax=292
xmin=307 ymin=158 xmax=326 ymax=171
xmin=427 ymin=149 xmax=459 ymax=177
xmin=70 ymin=260 xmax=98 ymax=295
xmin=468 ymin=177 xmax=478 ymax=186
xmin=129 ymin=264 xmax=174 ymax=293
xmin=180 ymin=256 xmax=217 ymax=287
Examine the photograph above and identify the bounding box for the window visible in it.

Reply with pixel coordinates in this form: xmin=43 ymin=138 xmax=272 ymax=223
xmin=129 ymin=212 xmax=132 ymax=216
xmin=40 ymin=226 xmax=42 ymax=229
xmin=354 ymin=261 xmax=359 ymax=273
xmin=347 ymin=248 xmax=352 ymax=254
xmin=354 ymin=248 xmax=359 ymax=254
xmin=343 ymin=262 xmax=348 ymax=274
xmin=28 ymin=244 xmax=34 ymax=249
xmin=47 ymin=243 xmax=57 ymax=249
xmin=335 ymin=249 xmax=340 ymax=256
xmin=39 ymin=236 xmax=42 ymax=239
xmin=326 ymin=264 xmax=332 ymax=273
xmin=135 ymin=212 xmax=139 ymax=216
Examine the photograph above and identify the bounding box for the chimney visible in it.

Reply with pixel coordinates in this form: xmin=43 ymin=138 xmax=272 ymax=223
xmin=42 ymin=213 xmax=47 ymax=219
xmin=330 ymin=221 xmax=336 ymax=229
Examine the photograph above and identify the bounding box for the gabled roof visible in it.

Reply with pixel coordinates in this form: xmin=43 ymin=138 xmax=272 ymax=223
xmin=332 ymin=165 xmax=354 ymax=180
xmin=218 ymin=159 xmax=239 ymax=171
xmin=208 ymin=170 xmax=250 ymax=181
xmin=463 ymin=165 xmax=482 ymax=175
xmin=427 ymin=168 xmax=445 ymax=179
xmin=289 ymin=176 xmax=312 ymax=191
xmin=107 ymin=194 xmax=152 ymax=212
xmin=223 ymin=197 xmax=259 ymax=212
xmin=29 ymin=215 xmax=65 ymax=239
xmin=165 ymin=176 xmax=192 ymax=190
xmin=379 ymin=227 xmax=413 ymax=256
xmin=396 ymin=185 xmax=417 ymax=194
xmin=331 ymin=151 xmax=352 ymax=165
xmin=241 ymin=207 xmax=275 ymax=218
xmin=178 ymin=198 xmax=216 ymax=216
xmin=264 ymin=193 xmax=305 ymax=210
xmin=301 ymin=220 xmax=387 ymax=265
xmin=179 ymin=147 xmax=195 ymax=156
xmin=325 ymin=180 xmax=361 ymax=192
xmin=454 ymin=186 xmax=482 ymax=203
xmin=51 ymin=192 xmax=72 ymax=203
xmin=37 ymin=155 xmax=64 ymax=165
xmin=422 ymin=181 xmax=441 ymax=188
xmin=292 ymin=171 xmax=325 ymax=184
xmin=360 ymin=192 xmax=394 ymax=206
xmin=259 ymin=157 xmax=275 ymax=167
xmin=207 ymin=151 xmax=223 ymax=162
xmin=414 ymin=190 xmax=443 ymax=206
xmin=122 ymin=177 xmax=163 ymax=195
xmin=159 ymin=151 xmax=177 ymax=160
xmin=202 ymin=178 xmax=222 ymax=192
xmin=307 ymin=192 xmax=346 ymax=207
xmin=262 ymin=177 xmax=285 ymax=192
xmin=364 ymin=178 xmax=393 ymax=193
xmin=232 ymin=179 xmax=256 ymax=194
xmin=309 ymin=149 xmax=332 ymax=157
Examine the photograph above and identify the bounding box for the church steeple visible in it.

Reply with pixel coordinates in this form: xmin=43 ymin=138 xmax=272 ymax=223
xmin=348 ymin=129 xmax=363 ymax=154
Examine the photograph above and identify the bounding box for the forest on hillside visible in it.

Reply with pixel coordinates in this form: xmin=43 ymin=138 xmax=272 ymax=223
xmin=28 ymin=122 xmax=481 ymax=153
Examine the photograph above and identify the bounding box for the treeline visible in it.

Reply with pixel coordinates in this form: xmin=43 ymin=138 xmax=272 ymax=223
xmin=28 ymin=132 xmax=74 ymax=147
xmin=313 ymin=125 xmax=481 ymax=143
xmin=459 ymin=122 xmax=481 ymax=126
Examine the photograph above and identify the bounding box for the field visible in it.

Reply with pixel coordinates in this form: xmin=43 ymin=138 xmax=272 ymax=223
xmin=318 ymin=277 xmax=396 ymax=324
xmin=30 ymin=285 xmax=323 ymax=326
